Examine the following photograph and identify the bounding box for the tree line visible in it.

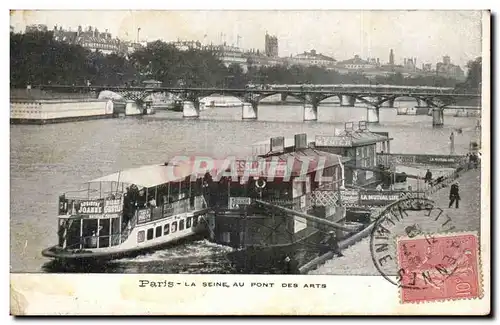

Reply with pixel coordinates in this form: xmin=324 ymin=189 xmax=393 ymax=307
xmin=10 ymin=31 xmax=481 ymax=92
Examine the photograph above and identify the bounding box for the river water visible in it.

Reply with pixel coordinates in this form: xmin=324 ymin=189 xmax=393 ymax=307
xmin=10 ymin=100 xmax=480 ymax=273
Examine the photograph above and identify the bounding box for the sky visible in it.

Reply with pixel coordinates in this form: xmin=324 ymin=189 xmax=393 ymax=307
xmin=10 ymin=10 xmax=484 ymax=68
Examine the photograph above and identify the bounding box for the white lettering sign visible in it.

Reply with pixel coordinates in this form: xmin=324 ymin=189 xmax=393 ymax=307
xmin=228 ymin=197 xmax=252 ymax=209
xmin=80 ymin=206 xmax=103 ymax=214
xmin=315 ymin=135 xmax=353 ymax=147
xmin=104 ymin=199 xmax=122 ymax=213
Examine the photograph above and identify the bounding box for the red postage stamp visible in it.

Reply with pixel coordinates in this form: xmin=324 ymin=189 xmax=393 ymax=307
xmin=397 ymin=232 xmax=481 ymax=304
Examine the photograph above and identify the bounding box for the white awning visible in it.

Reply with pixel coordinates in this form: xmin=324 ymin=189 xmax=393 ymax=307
xmin=89 ymin=163 xmax=199 ymax=188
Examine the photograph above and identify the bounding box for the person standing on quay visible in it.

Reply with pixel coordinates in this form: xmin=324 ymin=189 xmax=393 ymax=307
xmin=449 ymin=182 xmax=460 ymax=209
xmin=424 ymin=169 xmax=433 ymax=184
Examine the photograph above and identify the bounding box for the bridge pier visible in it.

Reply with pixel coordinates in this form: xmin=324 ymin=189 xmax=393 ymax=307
xmin=183 ymin=101 xmax=200 ymax=118
xmin=431 ymin=108 xmax=444 ymax=127
xmin=366 ymin=107 xmax=380 ymax=123
xmin=416 ymin=98 xmax=428 ymax=108
xmin=303 ymin=103 xmax=318 ymax=121
xmin=125 ymin=100 xmax=142 ymax=116
xmin=340 ymin=95 xmax=356 ymax=107
xmin=242 ymin=102 xmax=258 ymax=119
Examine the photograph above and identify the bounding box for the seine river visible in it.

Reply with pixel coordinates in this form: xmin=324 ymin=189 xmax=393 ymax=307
xmin=10 ymin=100 xmax=479 ymax=273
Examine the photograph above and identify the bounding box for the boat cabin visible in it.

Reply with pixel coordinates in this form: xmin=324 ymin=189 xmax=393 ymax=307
xmin=207 ymin=134 xmax=346 ymax=248
xmin=208 ymin=134 xmax=345 ymax=209
xmin=56 ymin=161 xmax=210 ymax=251
xmin=313 ymin=121 xmax=393 ymax=187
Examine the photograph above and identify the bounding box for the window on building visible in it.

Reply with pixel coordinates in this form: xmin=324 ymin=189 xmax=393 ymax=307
xmin=171 ymin=221 xmax=177 ymax=233
xmin=221 ymin=232 xmax=231 ymax=243
xmin=179 ymin=220 xmax=185 ymax=231
xmin=357 ymin=145 xmax=375 ymax=168
xmin=137 ymin=230 xmax=145 ymax=243
xmin=155 ymin=226 xmax=162 ymax=238
xmin=186 ymin=217 xmax=192 ymax=228
xmin=164 ymin=224 xmax=170 ymax=235
xmin=147 ymin=228 xmax=154 ymax=240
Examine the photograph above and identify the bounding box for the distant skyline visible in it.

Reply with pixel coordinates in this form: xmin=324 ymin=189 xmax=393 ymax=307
xmin=10 ymin=10 xmax=483 ymax=68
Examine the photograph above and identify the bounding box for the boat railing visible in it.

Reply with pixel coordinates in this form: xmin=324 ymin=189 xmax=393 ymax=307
xmin=63 ymin=189 xmax=126 ymax=201
xmin=58 ymin=194 xmax=208 ymax=247
xmin=134 ymin=195 xmax=207 ymax=225
xmin=259 ymin=193 xmax=313 ymax=212
xmin=58 ymin=195 xmax=124 ymax=216
xmin=311 ymin=190 xmax=341 ymax=207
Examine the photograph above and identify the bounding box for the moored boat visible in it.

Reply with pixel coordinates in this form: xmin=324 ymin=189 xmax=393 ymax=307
xmin=42 ymin=161 xmax=212 ymax=263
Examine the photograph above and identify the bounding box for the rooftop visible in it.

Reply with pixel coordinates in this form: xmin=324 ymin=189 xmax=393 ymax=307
xmin=315 ymin=129 xmax=393 ymax=148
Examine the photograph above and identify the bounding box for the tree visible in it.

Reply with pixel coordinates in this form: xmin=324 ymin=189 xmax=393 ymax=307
xmin=454 ymin=57 xmax=481 ymax=93
xmin=10 ymin=31 xmax=472 ymax=90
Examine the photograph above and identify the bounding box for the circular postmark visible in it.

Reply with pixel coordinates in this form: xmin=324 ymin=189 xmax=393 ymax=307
xmin=370 ymin=196 xmax=459 ymax=290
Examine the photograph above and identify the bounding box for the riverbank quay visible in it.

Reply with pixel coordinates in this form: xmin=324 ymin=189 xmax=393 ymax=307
xmin=305 ymin=167 xmax=481 ymax=275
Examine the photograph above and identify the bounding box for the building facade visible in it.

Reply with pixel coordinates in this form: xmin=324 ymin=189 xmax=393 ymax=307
xmin=169 ymin=40 xmax=203 ymax=51
xmin=336 ymin=55 xmax=377 ymax=70
xmin=51 ymin=25 xmax=130 ymax=55
xmin=289 ymin=50 xmax=336 ymax=69
xmin=403 ymin=57 xmax=417 ymax=71
xmin=25 ymin=24 xmax=48 ymax=33
xmin=436 ymin=55 xmax=465 ymax=79
xmin=265 ymin=33 xmax=279 ymax=57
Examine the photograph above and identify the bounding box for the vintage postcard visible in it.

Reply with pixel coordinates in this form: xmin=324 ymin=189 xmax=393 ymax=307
xmin=9 ymin=9 xmax=490 ymax=315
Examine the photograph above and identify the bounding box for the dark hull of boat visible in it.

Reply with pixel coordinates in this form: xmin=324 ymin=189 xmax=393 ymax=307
xmin=224 ymin=230 xmax=327 ymax=274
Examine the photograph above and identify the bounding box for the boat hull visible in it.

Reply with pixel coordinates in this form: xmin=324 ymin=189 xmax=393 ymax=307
xmin=42 ymin=233 xmax=205 ymax=264
xmin=42 ymin=231 xmax=205 ymax=263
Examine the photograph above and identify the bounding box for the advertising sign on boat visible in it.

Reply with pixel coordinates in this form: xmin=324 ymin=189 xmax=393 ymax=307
xmin=377 ymin=153 xmax=464 ymax=167
xmin=416 ymin=155 xmax=463 ymax=165
xmin=265 ymin=160 xmax=289 ymax=178
xmin=235 ymin=159 xmax=289 ymax=178
xmin=137 ymin=209 xmax=152 ymax=224
xmin=77 ymin=199 xmax=104 ymax=214
xmin=358 ymin=191 xmax=402 ymax=206
xmin=340 ymin=189 xmax=359 ymax=206
xmin=235 ymin=160 xmax=260 ymax=176
xmin=104 ymin=199 xmax=122 ymax=213
xmin=228 ymin=197 xmax=252 ymax=209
